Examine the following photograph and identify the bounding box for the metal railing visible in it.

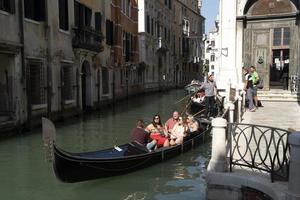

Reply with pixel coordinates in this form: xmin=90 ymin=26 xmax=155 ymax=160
xmin=290 ymin=74 xmax=299 ymax=93
xmin=229 ymin=123 xmax=290 ymax=182
xmin=72 ymin=27 xmax=103 ymax=52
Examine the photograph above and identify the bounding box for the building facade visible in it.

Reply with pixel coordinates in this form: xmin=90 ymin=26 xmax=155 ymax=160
xmin=0 ymin=0 xmax=205 ymax=133
xmin=173 ymin=0 xmax=205 ymax=86
xmin=204 ymin=16 xmax=220 ymax=83
xmin=110 ymin=0 xmax=140 ymax=98
xmin=0 ymin=0 xmax=110 ymax=131
xmin=138 ymin=0 xmax=205 ymax=90
xmin=138 ymin=0 xmax=173 ymax=91
xmin=218 ymin=0 xmax=300 ymax=92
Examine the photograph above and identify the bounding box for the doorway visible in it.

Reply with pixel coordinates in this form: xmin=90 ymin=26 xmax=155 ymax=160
xmin=81 ymin=60 xmax=92 ymax=111
xmin=270 ymin=49 xmax=289 ymax=89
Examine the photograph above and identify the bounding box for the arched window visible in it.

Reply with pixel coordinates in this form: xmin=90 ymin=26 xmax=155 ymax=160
xmin=245 ymin=0 xmax=297 ymax=16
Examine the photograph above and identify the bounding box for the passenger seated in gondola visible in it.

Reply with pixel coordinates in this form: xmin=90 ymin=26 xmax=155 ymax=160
xmin=145 ymin=115 xmax=170 ymax=148
xmin=186 ymin=116 xmax=199 ymax=133
xmin=130 ymin=119 xmax=157 ymax=151
xmin=165 ymin=111 xmax=180 ymax=133
xmin=169 ymin=117 xmax=187 ymax=145
xmin=191 ymin=89 xmax=205 ymax=104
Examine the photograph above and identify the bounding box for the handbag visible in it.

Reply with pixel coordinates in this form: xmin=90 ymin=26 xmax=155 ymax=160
xmin=257 ymin=79 xmax=264 ymax=89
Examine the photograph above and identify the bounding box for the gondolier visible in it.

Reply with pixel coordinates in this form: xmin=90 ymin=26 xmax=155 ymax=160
xmin=200 ymin=72 xmax=217 ymax=119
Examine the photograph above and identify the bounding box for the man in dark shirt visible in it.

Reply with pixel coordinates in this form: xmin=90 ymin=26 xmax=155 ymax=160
xmin=130 ymin=119 xmax=156 ymax=150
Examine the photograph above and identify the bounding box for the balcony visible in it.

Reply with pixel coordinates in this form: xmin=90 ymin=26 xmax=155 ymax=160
xmin=156 ymin=37 xmax=168 ymax=53
xmin=72 ymin=27 xmax=103 ymax=53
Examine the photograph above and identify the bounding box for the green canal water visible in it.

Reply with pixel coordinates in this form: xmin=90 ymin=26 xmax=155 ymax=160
xmin=0 ymin=90 xmax=211 ymax=200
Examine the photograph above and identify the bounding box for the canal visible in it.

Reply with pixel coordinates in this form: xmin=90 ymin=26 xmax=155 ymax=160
xmin=0 ymin=90 xmax=211 ymax=200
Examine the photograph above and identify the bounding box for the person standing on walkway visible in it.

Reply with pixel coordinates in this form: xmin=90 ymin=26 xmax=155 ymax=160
xmin=200 ymin=72 xmax=217 ymax=118
xmin=243 ymin=67 xmax=256 ymax=112
xmin=250 ymin=66 xmax=260 ymax=108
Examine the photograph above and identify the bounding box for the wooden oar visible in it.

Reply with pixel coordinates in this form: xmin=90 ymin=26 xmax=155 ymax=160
xmin=192 ymin=109 xmax=206 ymax=117
xmin=174 ymin=91 xmax=197 ymax=105
xmin=180 ymin=100 xmax=192 ymax=116
xmin=174 ymin=94 xmax=190 ymax=104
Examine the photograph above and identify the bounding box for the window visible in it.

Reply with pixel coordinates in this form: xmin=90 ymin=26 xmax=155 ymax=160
xmin=59 ymin=0 xmax=69 ymax=30
xmin=151 ymin=18 xmax=154 ymax=35
xmin=146 ymin=15 xmax=150 ymax=33
xmin=95 ymin=12 xmax=102 ymax=32
xmin=211 ymin=40 xmax=215 ymax=47
xmin=128 ymin=0 xmax=131 ymax=18
xmin=62 ymin=65 xmax=74 ymax=101
xmin=106 ymin=20 xmax=114 ymax=45
xmin=122 ymin=31 xmax=126 ymax=56
xmin=273 ymin=27 xmax=290 ymax=46
xmin=24 ymin=0 xmax=45 ymax=21
xmin=210 ymin=54 xmax=215 ymax=62
xmin=0 ymin=0 xmax=15 ymax=13
xmin=74 ymin=1 xmax=91 ymax=27
xmin=27 ymin=62 xmax=46 ymax=105
xmin=102 ymin=68 xmax=109 ymax=94
xmin=120 ymin=69 xmax=124 ymax=85
xmin=95 ymin=12 xmax=102 ymax=42
xmin=273 ymin=28 xmax=281 ymax=46
xmin=283 ymin=28 xmax=290 ymax=45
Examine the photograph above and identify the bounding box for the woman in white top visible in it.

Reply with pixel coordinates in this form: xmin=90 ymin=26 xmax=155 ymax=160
xmin=169 ymin=117 xmax=187 ymax=145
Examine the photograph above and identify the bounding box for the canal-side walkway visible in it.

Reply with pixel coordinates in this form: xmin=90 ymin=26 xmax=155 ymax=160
xmin=241 ymin=101 xmax=300 ymax=131
xmin=206 ymin=100 xmax=300 ymax=200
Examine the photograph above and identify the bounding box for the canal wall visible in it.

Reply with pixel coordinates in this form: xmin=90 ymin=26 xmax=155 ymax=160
xmin=0 ymin=86 xmax=177 ymax=137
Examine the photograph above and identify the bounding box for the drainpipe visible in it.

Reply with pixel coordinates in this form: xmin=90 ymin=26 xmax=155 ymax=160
xmin=18 ymin=0 xmax=31 ymax=128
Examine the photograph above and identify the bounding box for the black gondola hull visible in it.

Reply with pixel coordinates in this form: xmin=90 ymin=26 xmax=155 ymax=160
xmin=52 ymin=129 xmax=210 ymax=183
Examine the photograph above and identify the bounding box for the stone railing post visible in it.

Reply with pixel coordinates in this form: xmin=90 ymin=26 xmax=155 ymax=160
xmin=226 ymin=82 xmax=231 ymax=103
xmin=226 ymin=102 xmax=235 ymax=123
xmin=237 ymin=95 xmax=242 ymax=123
xmin=207 ymin=118 xmax=228 ymax=172
xmin=242 ymin=90 xmax=246 ymax=112
xmin=287 ymin=132 xmax=300 ymax=200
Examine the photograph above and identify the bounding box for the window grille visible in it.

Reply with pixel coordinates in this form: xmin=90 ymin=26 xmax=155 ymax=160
xmin=28 ymin=63 xmax=46 ymax=105
xmin=0 ymin=0 xmax=15 ymax=13
xmin=62 ymin=65 xmax=74 ymax=101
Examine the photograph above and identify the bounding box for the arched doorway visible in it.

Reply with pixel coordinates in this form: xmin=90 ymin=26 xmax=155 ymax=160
xmin=242 ymin=0 xmax=299 ymax=90
xmin=81 ymin=60 xmax=92 ymax=111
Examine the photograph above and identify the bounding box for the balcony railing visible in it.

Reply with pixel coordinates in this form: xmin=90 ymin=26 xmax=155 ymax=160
xmin=72 ymin=27 xmax=103 ymax=53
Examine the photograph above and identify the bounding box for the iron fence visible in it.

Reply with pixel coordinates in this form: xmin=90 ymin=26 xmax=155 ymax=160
xmin=229 ymin=123 xmax=290 ymax=182
xmin=290 ymin=74 xmax=299 ymax=93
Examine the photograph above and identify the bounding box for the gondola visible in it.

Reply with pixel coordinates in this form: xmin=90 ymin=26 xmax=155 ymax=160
xmin=42 ymin=117 xmax=211 ymax=183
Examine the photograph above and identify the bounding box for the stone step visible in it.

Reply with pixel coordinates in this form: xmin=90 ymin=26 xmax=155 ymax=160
xmin=259 ymin=98 xmax=298 ymax=102
xmin=257 ymin=90 xmax=299 ymax=102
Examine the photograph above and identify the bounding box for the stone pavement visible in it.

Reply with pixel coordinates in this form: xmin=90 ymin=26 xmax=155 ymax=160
xmin=241 ymin=101 xmax=300 ymax=131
